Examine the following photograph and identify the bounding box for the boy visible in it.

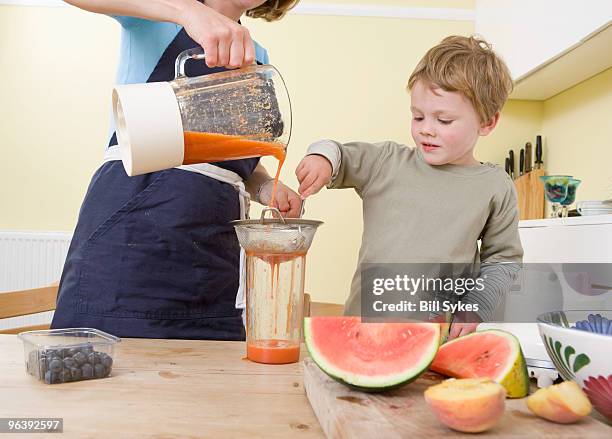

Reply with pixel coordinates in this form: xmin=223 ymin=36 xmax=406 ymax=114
xmin=296 ymin=35 xmax=523 ymax=339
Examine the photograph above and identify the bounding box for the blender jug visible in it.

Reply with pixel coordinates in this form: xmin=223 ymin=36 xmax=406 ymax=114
xmin=232 ymin=209 xmax=322 ymax=364
xmin=112 ymin=47 xmax=291 ymax=176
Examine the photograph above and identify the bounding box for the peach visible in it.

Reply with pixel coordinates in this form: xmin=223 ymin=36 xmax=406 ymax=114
xmin=527 ymin=381 xmax=592 ymax=424
xmin=424 ymin=378 xmax=506 ymax=433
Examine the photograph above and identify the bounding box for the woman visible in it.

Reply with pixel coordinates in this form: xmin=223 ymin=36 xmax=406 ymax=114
xmin=51 ymin=0 xmax=301 ymax=340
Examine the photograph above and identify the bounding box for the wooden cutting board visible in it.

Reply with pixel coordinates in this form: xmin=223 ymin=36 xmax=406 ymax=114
xmin=303 ymin=358 xmax=610 ymax=438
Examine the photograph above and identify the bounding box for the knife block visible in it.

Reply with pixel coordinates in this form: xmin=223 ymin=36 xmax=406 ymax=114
xmin=514 ymin=169 xmax=545 ymax=220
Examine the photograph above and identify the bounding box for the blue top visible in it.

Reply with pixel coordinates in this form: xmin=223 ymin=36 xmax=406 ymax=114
xmin=108 ymin=16 xmax=269 ymax=179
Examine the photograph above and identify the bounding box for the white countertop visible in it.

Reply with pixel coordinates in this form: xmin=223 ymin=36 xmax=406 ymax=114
xmin=520 ymin=214 xmax=612 ymax=228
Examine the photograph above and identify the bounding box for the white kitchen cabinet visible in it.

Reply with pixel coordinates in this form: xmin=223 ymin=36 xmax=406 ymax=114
xmin=475 ymin=1 xmax=612 ymax=100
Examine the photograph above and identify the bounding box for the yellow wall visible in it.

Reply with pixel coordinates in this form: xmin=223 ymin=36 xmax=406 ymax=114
xmin=476 ymin=100 xmax=544 ymax=165
xmin=0 ymin=6 xmax=119 ymax=230
xmin=541 ymin=68 xmax=612 ymax=203
xmin=3 ymin=2 xmax=608 ymax=306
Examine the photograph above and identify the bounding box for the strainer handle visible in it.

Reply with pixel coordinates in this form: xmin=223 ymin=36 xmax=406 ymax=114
xmin=260 ymin=207 xmax=286 ymax=223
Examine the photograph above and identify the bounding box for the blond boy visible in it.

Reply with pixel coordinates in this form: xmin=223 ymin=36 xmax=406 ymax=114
xmin=296 ymin=36 xmax=523 ymax=339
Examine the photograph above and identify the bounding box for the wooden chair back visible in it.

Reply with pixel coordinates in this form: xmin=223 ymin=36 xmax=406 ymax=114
xmin=0 ymin=285 xmax=58 ymax=334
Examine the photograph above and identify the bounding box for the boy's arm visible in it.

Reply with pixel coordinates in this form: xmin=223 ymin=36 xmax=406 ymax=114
xmin=306 ymin=139 xmax=390 ymax=194
xmin=463 ymin=181 xmax=523 ymax=322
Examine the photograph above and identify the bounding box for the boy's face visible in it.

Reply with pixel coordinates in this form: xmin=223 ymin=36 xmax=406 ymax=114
xmin=410 ymin=80 xmax=497 ymax=166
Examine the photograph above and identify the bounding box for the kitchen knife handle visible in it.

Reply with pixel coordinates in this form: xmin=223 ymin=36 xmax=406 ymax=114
xmin=519 ymin=149 xmax=524 ymax=176
xmin=525 ymin=142 xmax=532 ymax=173
xmin=508 ymin=150 xmax=515 ymax=179
xmin=535 ymin=135 xmax=543 ymax=168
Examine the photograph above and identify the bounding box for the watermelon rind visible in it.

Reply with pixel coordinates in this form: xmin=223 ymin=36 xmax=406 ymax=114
xmin=431 ymin=329 xmax=529 ymax=398
xmin=304 ymin=318 xmax=440 ymax=392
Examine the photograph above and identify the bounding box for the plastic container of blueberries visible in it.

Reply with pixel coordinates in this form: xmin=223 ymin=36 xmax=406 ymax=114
xmin=18 ymin=328 xmax=120 ymax=385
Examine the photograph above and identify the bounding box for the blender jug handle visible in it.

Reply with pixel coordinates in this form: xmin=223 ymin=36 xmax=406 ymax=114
xmin=175 ymin=47 xmax=206 ymax=79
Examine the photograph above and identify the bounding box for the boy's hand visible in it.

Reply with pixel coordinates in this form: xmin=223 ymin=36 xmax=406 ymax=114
xmin=448 ymin=311 xmax=482 ymax=340
xmin=258 ymin=180 xmax=302 ymax=218
xmin=296 ymin=155 xmax=333 ymax=198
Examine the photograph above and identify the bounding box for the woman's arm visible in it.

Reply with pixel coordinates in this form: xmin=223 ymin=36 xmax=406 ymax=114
xmin=64 ymin=0 xmax=255 ymax=68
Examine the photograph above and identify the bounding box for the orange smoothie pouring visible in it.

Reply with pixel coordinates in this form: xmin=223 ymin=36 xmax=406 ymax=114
xmin=183 ymin=131 xmax=286 ymax=207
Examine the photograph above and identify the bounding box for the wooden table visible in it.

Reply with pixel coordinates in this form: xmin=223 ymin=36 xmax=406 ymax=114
xmin=0 ymin=335 xmax=324 ymax=438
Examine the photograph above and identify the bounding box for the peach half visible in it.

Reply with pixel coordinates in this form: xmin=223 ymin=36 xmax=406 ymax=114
xmin=527 ymin=381 xmax=592 ymax=424
xmin=424 ymin=378 xmax=506 ymax=433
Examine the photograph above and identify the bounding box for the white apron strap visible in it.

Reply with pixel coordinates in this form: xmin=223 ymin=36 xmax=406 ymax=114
xmin=103 ymin=146 xmax=250 ymax=325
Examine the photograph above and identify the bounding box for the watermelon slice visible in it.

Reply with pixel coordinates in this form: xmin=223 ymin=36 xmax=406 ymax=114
xmin=430 ymin=329 xmax=529 ymax=398
xmin=304 ymin=317 xmax=440 ymax=392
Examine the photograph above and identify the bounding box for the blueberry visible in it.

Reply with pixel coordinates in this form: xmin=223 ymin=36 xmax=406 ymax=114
xmin=68 ymin=348 xmax=81 ymax=357
xmin=94 ymin=364 xmax=106 ymax=379
xmin=81 ymin=344 xmax=94 ymax=354
xmin=99 ymin=353 xmax=113 ymax=369
xmin=88 ymin=352 xmax=101 ymax=365
xmin=63 ymin=358 xmax=77 ymax=369
xmin=44 ymin=348 xmax=58 ymax=358
xmin=52 ymin=348 xmax=68 ymax=359
xmin=49 ymin=358 xmax=63 ymax=373
xmin=73 ymin=351 xmax=87 ymax=366
xmin=44 ymin=370 xmax=59 ymax=384
xmin=81 ymin=363 xmax=94 ymax=379
xmin=59 ymin=369 xmax=72 ymax=383
xmin=70 ymin=367 xmax=82 ymax=381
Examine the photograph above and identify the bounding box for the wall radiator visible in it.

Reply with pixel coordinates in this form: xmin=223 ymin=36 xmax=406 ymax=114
xmin=0 ymin=230 xmax=72 ymax=331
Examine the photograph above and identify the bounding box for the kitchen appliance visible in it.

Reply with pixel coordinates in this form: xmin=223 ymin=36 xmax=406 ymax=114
xmin=232 ymin=208 xmax=322 ymax=364
xmin=112 ymin=47 xmax=291 ymax=176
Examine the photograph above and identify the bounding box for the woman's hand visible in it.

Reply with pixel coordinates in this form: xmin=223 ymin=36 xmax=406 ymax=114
xmin=295 ymin=155 xmax=333 ymax=198
xmin=180 ymin=1 xmax=255 ymax=68
xmin=258 ymin=180 xmax=303 ymax=218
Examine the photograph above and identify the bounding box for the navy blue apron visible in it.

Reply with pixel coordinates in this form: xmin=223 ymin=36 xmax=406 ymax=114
xmin=51 ymin=29 xmax=260 ymax=340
